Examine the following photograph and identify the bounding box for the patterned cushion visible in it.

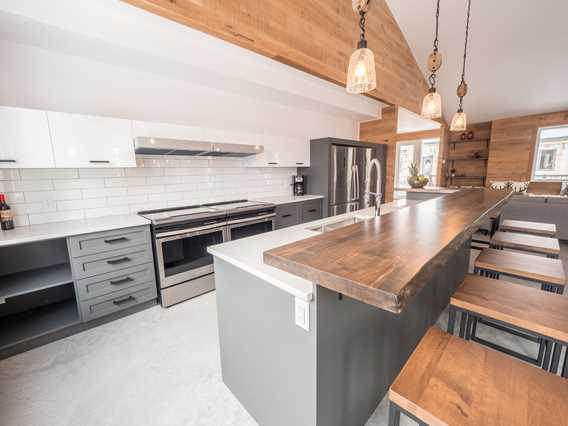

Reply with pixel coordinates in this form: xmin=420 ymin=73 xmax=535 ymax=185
xmin=490 ymin=181 xmax=508 ymax=190
xmin=509 ymin=181 xmax=529 ymax=193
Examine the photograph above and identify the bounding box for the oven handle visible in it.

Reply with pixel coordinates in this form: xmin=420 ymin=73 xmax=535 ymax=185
xmin=227 ymin=213 xmax=276 ymax=226
xmin=155 ymin=222 xmax=228 ymax=240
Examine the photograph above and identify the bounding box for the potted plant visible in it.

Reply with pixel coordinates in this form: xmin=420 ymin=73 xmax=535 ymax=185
xmin=407 ymin=162 xmax=429 ymax=188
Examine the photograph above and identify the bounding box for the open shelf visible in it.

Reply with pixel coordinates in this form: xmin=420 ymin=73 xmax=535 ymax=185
xmin=0 ymin=263 xmax=72 ymax=302
xmin=448 ymin=175 xmax=486 ymax=179
xmin=450 ymin=138 xmax=490 ymax=144
xmin=448 ymin=156 xmax=488 ymax=161
xmin=0 ymin=298 xmax=80 ymax=351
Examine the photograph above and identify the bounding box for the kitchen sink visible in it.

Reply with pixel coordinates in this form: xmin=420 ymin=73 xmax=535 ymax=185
xmin=307 ymin=215 xmax=372 ymax=233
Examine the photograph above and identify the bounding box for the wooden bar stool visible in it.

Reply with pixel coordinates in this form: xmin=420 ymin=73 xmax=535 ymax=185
xmin=474 ymin=248 xmax=566 ymax=294
xmin=490 ymin=231 xmax=560 ymax=258
xmin=500 ymin=219 xmax=557 ymax=237
xmin=448 ymin=275 xmax=568 ymax=375
xmin=388 ymin=327 xmax=568 ymax=426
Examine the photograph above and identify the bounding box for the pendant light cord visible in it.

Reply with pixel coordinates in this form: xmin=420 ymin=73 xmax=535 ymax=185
xmin=458 ymin=0 xmax=472 ymax=110
xmin=428 ymin=0 xmax=441 ymax=89
xmin=358 ymin=0 xmax=370 ymax=45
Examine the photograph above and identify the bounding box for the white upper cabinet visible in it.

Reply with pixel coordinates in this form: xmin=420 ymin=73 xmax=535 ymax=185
xmin=48 ymin=112 xmax=136 ymax=168
xmin=0 ymin=106 xmax=55 ymax=168
xmin=246 ymin=135 xmax=310 ymax=167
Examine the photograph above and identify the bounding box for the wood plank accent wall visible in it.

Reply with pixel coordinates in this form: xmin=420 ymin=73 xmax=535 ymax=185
xmin=122 ymin=0 xmax=428 ymax=114
xmin=360 ymin=107 xmax=398 ymax=202
xmin=486 ymin=110 xmax=568 ymax=184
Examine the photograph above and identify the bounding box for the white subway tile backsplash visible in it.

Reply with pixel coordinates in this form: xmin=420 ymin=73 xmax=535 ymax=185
xmin=54 ymin=179 xmax=105 ymax=190
xmin=28 ymin=210 xmax=84 ymax=225
xmin=104 ymin=177 xmax=146 ymax=187
xmin=84 ymin=206 xmax=130 ymax=219
xmin=2 ymin=157 xmax=296 ymax=226
xmin=25 ymin=190 xmax=82 ymax=202
xmin=79 ymin=168 xmax=125 ymax=178
xmin=57 ymin=198 xmax=107 ymax=211
xmin=82 ymin=187 xmax=127 ymax=199
xmin=20 ymin=169 xmax=78 ymax=180
xmin=0 ymin=170 xmax=20 ymax=181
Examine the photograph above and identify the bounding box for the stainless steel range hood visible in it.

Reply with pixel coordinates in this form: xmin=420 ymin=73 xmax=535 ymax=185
xmin=134 ymin=137 xmax=264 ymax=158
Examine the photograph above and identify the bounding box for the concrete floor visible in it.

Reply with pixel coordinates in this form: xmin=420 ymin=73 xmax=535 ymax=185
xmin=1 ymin=242 xmax=566 ymax=426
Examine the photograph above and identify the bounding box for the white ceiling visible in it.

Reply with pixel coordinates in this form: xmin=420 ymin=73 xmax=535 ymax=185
xmin=0 ymin=0 xmax=382 ymax=138
xmin=397 ymin=107 xmax=441 ymax=134
xmin=388 ymin=0 xmax=568 ymax=123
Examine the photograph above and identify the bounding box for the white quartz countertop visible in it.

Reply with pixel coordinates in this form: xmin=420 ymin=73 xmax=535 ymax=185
xmin=252 ymin=194 xmax=324 ymax=205
xmin=208 ymin=199 xmax=419 ymax=302
xmin=0 ymin=215 xmax=150 ymax=247
xmin=397 ymin=187 xmax=458 ymax=194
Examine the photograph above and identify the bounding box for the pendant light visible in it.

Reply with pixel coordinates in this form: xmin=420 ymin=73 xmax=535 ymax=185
xmin=346 ymin=0 xmax=376 ymax=94
xmin=421 ymin=0 xmax=443 ymax=119
xmin=450 ymin=0 xmax=472 ymax=132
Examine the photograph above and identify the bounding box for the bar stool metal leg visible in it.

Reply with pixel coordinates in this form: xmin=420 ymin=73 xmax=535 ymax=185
xmin=388 ymin=402 xmax=401 ymax=426
xmin=550 ymin=343 xmax=562 ymax=374
xmin=459 ymin=311 xmax=468 ymax=338
xmin=448 ymin=305 xmax=456 ymax=335
xmin=542 ymin=340 xmax=553 ymax=371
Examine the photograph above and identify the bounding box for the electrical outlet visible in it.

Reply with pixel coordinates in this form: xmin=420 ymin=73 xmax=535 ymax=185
xmin=294 ymin=297 xmax=310 ymax=331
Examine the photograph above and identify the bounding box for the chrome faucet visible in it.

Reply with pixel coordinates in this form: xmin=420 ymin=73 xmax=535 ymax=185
xmin=365 ymin=158 xmax=382 ymax=217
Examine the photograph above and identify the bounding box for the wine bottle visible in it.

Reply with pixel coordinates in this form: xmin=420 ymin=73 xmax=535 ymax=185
xmin=0 ymin=193 xmax=15 ymax=230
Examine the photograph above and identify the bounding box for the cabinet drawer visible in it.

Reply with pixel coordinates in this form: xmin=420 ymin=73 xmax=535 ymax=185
xmin=75 ymin=263 xmax=156 ymax=302
xmin=69 ymin=226 xmax=151 ymax=258
xmin=71 ymin=244 xmax=153 ymax=280
xmin=301 ymin=200 xmax=322 ymax=223
xmin=80 ymin=281 xmax=157 ymax=322
xmin=275 ymin=204 xmax=300 ymax=229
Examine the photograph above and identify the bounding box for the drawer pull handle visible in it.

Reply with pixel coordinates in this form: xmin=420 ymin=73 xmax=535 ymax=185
xmin=110 ymin=277 xmax=134 ymax=285
xmin=107 ymin=257 xmax=131 ymax=265
xmin=295 ymin=162 xmax=304 ymax=165
xmin=0 ymin=159 xmax=17 ymax=163
xmin=89 ymin=160 xmax=110 ymax=164
xmin=104 ymin=237 xmax=129 ymax=244
xmin=268 ymin=162 xmax=278 ymax=165
xmin=308 ymin=209 xmax=318 ymax=213
xmin=281 ymin=214 xmax=292 ymax=218
xmin=113 ymin=295 xmax=136 ymax=306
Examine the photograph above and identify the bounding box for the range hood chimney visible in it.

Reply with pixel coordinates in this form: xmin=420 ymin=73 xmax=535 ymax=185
xmin=134 ymin=137 xmax=264 ymax=158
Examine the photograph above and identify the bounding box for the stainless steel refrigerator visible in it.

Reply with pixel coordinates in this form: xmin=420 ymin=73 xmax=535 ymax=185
xmin=329 ymin=144 xmax=384 ymax=216
xmin=299 ymin=138 xmax=387 ymax=218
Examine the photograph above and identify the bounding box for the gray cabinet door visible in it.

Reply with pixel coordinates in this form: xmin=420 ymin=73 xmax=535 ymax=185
xmin=275 ymin=204 xmax=300 ymax=229
xmin=301 ymin=200 xmax=322 ymax=223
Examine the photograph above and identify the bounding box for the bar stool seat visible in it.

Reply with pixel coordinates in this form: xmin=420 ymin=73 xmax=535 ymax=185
xmin=388 ymin=327 xmax=568 ymax=426
xmin=474 ymin=248 xmax=566 ymax=293
xmin=490 ymin=231 xmax=560 ymax=258
xmin=500 ymin=219 xmax=557 ymax=237
xmin=449 ymin=274 xmax=568 ymax=373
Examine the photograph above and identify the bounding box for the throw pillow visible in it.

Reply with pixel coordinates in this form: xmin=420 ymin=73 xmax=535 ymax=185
xmin=509 ymin=181 xmax=529 ymax=193
xmin=561 ymin=181 xmax=568 ymax=196
xmin=490 ymin=181 xmax=508 ymax=190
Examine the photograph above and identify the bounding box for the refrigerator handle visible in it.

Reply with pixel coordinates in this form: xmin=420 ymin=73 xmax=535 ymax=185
xmin=354 ymin=165 xmax=360 ymax=200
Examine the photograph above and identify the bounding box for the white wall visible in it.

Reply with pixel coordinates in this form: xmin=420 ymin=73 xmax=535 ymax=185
xmin=0 ymin=158 xmax=296 ymax=226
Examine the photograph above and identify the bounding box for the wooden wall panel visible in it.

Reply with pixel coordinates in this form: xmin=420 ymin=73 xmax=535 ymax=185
xmin=360 ymin=107 xmax=398 ymax=202
xmin=122 ymin=0 xmax=428 ymax=113
xmin=486 ymin=110 xmax=568 ymax=183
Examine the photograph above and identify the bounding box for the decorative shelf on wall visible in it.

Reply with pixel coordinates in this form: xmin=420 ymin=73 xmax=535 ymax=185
xmin=448 ymin=156 xmax=489 ymax=161
xmin=449 ymin=138 xmax=490 ymax=145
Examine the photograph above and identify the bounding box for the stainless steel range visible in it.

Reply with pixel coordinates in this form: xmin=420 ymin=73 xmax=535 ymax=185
xmin=139 ymin=200 xmax=276 ymax=307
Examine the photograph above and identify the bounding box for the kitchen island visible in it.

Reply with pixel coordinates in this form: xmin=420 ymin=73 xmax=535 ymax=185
xmin=209 ymin=189 xmax=510 ymax=426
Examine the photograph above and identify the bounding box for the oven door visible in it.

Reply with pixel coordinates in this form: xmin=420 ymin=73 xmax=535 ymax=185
xmin=227 ymin=213 xmax=275 ymax=241
xmin=155 ymin=224 xmax=227 ymax=289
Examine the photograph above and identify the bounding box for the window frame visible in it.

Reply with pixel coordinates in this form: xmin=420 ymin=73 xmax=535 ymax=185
xmin=531 ymin=125 xmax=568 ymax=182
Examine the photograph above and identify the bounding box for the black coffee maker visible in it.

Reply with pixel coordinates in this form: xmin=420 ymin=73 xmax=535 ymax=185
xmin=292 ymin=175 xmax=305 ymax=196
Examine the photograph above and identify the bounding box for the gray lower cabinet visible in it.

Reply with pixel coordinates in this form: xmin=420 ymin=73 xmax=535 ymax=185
xmin=274 ymin=199 xmax=323 ymax=230
xmin=68 ymin=225 xmax=157 ymax=322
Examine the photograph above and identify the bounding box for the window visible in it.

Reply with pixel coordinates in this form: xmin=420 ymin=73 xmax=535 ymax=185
xmin=532 ymin=126 xmax=568 ymax=181
xmin=395 ymin=138 xmax=440 ymax=190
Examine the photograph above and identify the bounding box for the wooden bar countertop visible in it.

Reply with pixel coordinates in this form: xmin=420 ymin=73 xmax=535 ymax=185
xmin=264 ymin=189 xmax=511 ymax=314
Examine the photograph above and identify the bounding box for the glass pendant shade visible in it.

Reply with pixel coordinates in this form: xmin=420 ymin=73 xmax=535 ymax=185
xmin=421 ymin=90 xmax=442 ymax=119
xmin=450 ymin=110 xmax=467 ymax=132
xmin=346 ymin=47 xmax=376 ymax=94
